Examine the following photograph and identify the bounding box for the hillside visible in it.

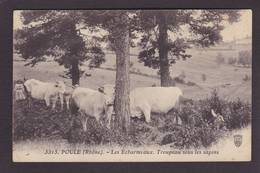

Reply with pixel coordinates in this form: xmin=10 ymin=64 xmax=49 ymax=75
xmin=13 ymin=43 xmax=252 ymax=103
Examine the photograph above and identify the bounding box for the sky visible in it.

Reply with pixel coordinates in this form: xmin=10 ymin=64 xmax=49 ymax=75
xmin=13 ymin=10 xmax=252 ymax=42
xmin=220 ymin=10 xmax=252 ymax=41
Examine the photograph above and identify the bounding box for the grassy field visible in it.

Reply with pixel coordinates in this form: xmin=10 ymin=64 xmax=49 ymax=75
xmin=13 ymin=47 xmax=251 ymax=103
xmin=12 ymin=46 xmax=252 ymax=155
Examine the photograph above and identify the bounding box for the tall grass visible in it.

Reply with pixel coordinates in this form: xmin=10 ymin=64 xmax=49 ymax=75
xmin=13 ymin=89 xmax=251 ymax=149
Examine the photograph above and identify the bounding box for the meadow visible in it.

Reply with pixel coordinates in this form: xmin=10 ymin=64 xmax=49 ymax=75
xmin=13 ymin=45 xmax=252 ymax=149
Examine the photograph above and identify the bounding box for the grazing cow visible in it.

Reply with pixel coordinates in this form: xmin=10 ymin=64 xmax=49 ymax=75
xmin=70 ymin=85 xmax=115 ymax=131
xmin=210 ymin=109 xmax=225 ymax=129
xmin=24 ymin=79 xmax=66 ymax=110
xmin=130 ymin=87 xmax=183 ymax=123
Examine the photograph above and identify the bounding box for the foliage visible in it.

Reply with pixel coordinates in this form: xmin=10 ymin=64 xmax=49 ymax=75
xmin=237 ymin=50 xmax=251 ymax=67
xmin=14 ymin=11 xmax=106 ymax=82
xmin=242 ymin=74 xmax=250 ymax=81
xmin=13 ymin=99 xmax=71 ymax=141
xmin=13 ymin=81 xmax=251 ymax=148
xmin=159 ymin=89 xmax=251 ymax=148
xmin=201 ymin=73 xmax=207 ymax=82
xmin=215 ymin=53 xmax=225 ymax=65
xmin=137 ymin=10 xmax=240 ymax=70
xmin=228 ymin=57 xmax=237 ymax=65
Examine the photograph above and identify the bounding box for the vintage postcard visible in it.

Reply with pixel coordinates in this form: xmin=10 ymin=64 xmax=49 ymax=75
xmin=13 ymin=9 xmax=251 ymax=162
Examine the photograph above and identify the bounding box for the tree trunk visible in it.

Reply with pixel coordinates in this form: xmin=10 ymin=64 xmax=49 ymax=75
xmin=71 ymin=58 xmax=80 ymax=85
xmin=158 ymin=13 xmax=172 ymax=87
xmin=113 ymin=13 xmax=131 ymax=135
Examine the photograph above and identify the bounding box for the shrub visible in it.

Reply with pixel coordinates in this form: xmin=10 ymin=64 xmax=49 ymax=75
xmin=173 ymin=76 xmax=185 ymax=84
xmin=130 ymin=61 xmax=134 ymax=68
xmin=13 ymin=84 xmax=251 ymax=148
xmin=243 ymin=74 xmax=250 ymax=81
xmin=215 ymin=53 xmax=225 ymax=65
xmin=179 ymin=71 xmax=186 ymax=79
xmin=237 ymin=50 xmax=252 ymax=67
xmin=201 ymin=74 xmax=207 ymax=82
xmin=228 ymin=57 xmax=237 ymax=65
xmin=159 ymin=89 xmax=251 ymax=149
xmin=13 ymin=99 xmax=71 ymax=141
xmin=186 ymin=81 xmax=196 ymax=86
xmin=224 ymin=99 xmax=251 ymax=129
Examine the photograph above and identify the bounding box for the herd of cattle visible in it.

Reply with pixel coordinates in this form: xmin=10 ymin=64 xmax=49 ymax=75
xmin=14 ymin=79 xmax=225 ymax=132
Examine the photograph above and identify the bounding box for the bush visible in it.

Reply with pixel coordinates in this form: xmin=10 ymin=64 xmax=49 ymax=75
xmin=224 ymin=99 xmax=251 ymax=129
xmin=179 ymin=71 xmax=186 ymax=79
xmin=238 ymin=50 xmax=251 ymax=67
xmin=243 ymin=74 xmax=250 ymax=81
xmin=215 ymin=53 xmax=225 ymax=65
xmin=173 ymin=76 xmax=185 ymax=84
xmin=159 ymin=89 xmax=251 ymax=149
xmin=13 ymin=99 xmax=72 ymax=141
xmin=13 ymin=86 xmax=251 ymax=148
xmin=201 ymin=74 xmax=207 ymax=82
xmin=228 ymin=57 xmax=237 ymax=65
xmin=130 ymin=61 xmax=134 ymax=68
xmin=186 ymin=81 xmax=196 ymax=86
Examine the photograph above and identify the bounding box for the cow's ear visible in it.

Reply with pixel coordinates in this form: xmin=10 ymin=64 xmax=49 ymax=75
xmin=98 ymin=86 xmax=104 ymax=93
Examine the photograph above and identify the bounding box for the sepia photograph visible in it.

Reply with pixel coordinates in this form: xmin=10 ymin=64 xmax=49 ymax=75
xmin=12 ymin=10 xmax=252 ymax=162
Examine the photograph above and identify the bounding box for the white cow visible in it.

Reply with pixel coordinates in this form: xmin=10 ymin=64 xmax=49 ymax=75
xmin=24 ymin=79 xmax=66 ymax=110
xmin=130 ymin=87 xmax=183 ymax=123
xmin=70 ymin=85 xmax=115 ymax=131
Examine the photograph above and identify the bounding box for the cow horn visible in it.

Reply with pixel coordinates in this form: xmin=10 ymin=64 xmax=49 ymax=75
xmin=211 ymin=109 xmax=218 ymax=118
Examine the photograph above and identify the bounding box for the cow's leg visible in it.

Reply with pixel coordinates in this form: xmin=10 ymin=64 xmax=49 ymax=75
xmin=66 ymin=96 xmax=70 ymax=110
xmin=105 ymin=106 xmax=113 ymax=129
xmin=141 ymin=104 xmax=152 ymax=123
xmin=44 ymin=95 xmax=50 ymax=108
xmin=27 ymin=94 xmax=32 ymax=109
xmin=80 ymin=112 xmax=88 ymax=132
xmin=82 ymin=117 xmax=88 ymax=132
xmin=51 ymin=96 xmax=58 ymax=110
xmin=107 ymin=112 xmax=112 ymax=129
xmin=59 ymin=93 xmax=64 ymax=111
xmin=173 ymin=98 xmax=183 ymax=125
xmin=95 ymin=113 xmax=103 ymax=127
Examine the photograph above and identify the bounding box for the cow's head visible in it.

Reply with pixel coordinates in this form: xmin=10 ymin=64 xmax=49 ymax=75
xmin=98 ymin=84 xmax=115 ymax=107
xmin=211 ymin=109 xmax=225 ymax=129
xmin=14 ymin=82 xmax=27 ymax=101
xmin=55 ymin=81 xmax=66 ymax=94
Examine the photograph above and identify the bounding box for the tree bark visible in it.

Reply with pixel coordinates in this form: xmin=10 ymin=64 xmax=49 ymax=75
xmin=113 ymin=13 xmax=131 ymax=135
xmin=71 ymin=58 xmax=80 ymax=85
xmin=158 ymin=13 xmax=172 ymax=87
